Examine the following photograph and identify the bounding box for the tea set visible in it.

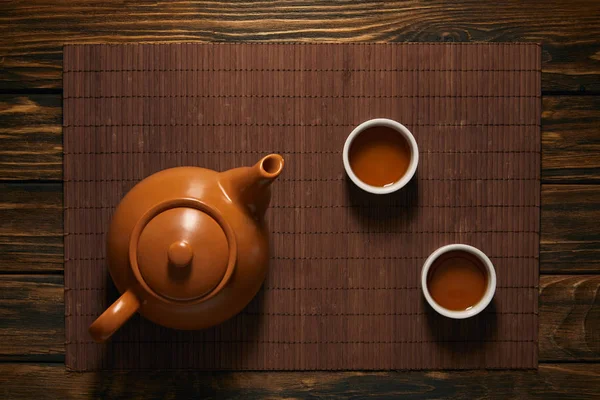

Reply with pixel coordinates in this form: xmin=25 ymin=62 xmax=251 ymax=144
xmin=89 ymin=118 xmax=496 ymax=343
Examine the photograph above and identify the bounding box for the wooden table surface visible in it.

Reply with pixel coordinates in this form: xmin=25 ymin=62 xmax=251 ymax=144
xmin=1 ymin=1 xmax=599 ymax=398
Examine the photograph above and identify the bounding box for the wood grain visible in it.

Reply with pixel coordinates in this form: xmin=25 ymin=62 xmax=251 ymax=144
xmin=0 ymin=1 xmax=599 ymax=91
xmin=1 ymin=363 xmax=599 ymax=399
xmin=541 ymin=185 xmax=600 ymax=273
xmin=0 ymin=275 xmax=598 ymax=362
xmin=0 ymin=275 xmax=64 ymax=359
xmin=0 ymin=183 xmax=63 ymax=272
xmin=3 ymin=183 xmax=598 ymax=273
xmin=540 ymin=275 xmax=600 ymax=361
xmin=1 ymin=95 xmax=599 ymax=182
xmin=0 ymin=95 xmax=62 ymax=181
xmin=543 ymin=96 xmax=600 ymax=183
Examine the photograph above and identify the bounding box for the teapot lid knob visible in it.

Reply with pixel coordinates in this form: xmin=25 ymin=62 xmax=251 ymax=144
xmin=168 ymin=241 xmax=193 ymax=268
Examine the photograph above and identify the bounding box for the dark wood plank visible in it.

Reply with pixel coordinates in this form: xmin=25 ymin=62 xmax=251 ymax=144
xmin=0 ymin=1 xmax=599 ymax=91
xmin=0 ymin=95 xmax=62 ymax=180
xmin=1 ymin=95 xmax=599 ymax=182
xmin=0 ymin=183 xmax=63 ymax=272
xmin=0 ymin=274 xmax=598 ymax=362
xmin=1 ymin=363 xmax=600 ymax=399
xmin=540 ymin=275 xmax=600 ymax=362
xmin=541 ymin=185 xmax=600 ymax=273
xmin=3 ymin=183 xmax=598 ymax=273
xmin=0 ymin=275 xmax=64 ymax=359
xmin=543 ymin=96 xmax=600 ymax=183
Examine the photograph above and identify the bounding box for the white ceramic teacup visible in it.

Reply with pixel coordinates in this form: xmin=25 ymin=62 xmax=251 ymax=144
xmin=421 ymin=244 xmax=497 ymax=319
xmin=343 ymin=118 xmax=419 ymax=195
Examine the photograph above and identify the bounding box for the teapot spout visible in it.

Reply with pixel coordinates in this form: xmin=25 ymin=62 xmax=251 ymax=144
xmin=256 ymin=153 xmax=285 ymax=181
xmin=220 ymin=154 xmax=284 ymax=218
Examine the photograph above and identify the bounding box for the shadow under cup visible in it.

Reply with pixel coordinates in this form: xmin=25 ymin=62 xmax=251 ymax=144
xmin=422 ymin=244 xmax=497 ymax=319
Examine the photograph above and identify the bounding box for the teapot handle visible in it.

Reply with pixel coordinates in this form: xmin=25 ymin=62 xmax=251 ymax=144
xmin=88 ymin=289 xmax=140 ymax=343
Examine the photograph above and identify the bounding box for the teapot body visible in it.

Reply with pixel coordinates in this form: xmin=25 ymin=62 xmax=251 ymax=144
xmin=89 ymin=155 xmax=284 ymax=342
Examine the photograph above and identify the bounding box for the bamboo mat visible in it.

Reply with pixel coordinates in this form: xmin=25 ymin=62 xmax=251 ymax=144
xmin=63 ymin=43 xmax=541 ymax=371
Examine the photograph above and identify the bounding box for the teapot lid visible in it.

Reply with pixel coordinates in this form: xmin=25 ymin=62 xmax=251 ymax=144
xmin=128 ymin=198 xmax=237 ymax=302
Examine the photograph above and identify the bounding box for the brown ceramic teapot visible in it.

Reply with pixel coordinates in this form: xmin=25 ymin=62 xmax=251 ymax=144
xmin=89 ymin=154 xmax=284 ymax=343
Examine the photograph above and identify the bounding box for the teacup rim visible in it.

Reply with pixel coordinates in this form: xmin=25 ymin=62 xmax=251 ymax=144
xmin=421 ymin=244 xmax=497 ymax=319
xmin=342 ymin=118 xmax=419 ymax=195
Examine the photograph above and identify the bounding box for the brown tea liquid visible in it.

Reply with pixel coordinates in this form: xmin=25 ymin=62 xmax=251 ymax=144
xmin=427 ymin=251 xmax=488 ymax=311
xmin=348 ymin=126 xmax=411 ymax=187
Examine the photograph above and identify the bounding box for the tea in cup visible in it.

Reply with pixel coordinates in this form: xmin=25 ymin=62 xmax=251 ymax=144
xmin=343 ymin=118 xmax=418 ymax=194
xmin=421 ymin=244 xmax=496 ymax=319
